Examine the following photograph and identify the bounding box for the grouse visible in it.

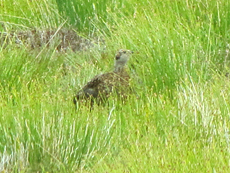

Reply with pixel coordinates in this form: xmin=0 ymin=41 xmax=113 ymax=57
xmin=73 ymin=49 xmax=133 ymax=107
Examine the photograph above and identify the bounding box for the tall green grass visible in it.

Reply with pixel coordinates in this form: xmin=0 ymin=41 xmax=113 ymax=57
xmin=0 ymin=0 xmax=62 ymax=29
xmin=1 ymin=0 xmax=230 ymax=172
xmin=55 ymin=0 xmax=134 ymax=32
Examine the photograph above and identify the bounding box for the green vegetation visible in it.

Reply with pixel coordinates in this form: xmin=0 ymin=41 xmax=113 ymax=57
xmin=1 ymin=0 xmax=230 ymax=172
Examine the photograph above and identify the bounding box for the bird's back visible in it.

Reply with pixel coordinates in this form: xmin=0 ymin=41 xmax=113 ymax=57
xmin=75 ymin=69 xmax=130 ymax=104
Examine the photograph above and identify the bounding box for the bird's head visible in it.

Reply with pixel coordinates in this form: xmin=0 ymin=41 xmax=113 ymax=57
xmin=114 ymin=49 xmax=133 ymax=72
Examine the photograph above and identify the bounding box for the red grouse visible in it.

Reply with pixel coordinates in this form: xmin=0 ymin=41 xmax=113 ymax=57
xmin=73 ymin=49 xmax=133 ymax=107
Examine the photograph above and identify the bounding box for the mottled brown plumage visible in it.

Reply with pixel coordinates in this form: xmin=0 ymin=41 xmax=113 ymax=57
xmin=73 ymin=49 xmax=133 ymax=106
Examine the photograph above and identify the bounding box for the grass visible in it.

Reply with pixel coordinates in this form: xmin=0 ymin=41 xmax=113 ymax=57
xmin=1 ymin=0 xmax=230 ymax=172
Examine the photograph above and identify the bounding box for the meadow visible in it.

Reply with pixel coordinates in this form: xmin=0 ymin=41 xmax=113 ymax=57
xmin=1 ymin=0 xmax=230 ymax=172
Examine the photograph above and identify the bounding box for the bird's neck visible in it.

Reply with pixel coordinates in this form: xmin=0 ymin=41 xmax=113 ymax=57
xmin=114 ymin=65 xmax=126 ymax=73
xmin=114 ymin=60 xmax=128 ymax=73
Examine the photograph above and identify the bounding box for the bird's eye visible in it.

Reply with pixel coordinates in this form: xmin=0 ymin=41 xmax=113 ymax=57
xmin=123 ymin=51 xmax=126 ymax=53
xmin=116 ymin=55 xmax=120 ymax=60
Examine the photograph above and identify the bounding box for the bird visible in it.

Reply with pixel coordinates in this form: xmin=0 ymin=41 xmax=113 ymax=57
xmin=73 ymin=49 xmax=133 ymax=107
